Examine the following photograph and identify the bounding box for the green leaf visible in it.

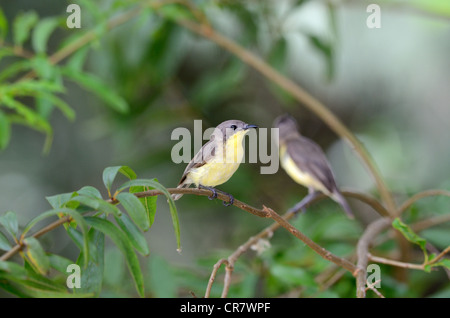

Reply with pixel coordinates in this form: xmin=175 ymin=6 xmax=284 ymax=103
xmin=116 ymin=192 xmax=149 ymax=231
xmin=0 ymin=260 xmax=27 ymax=279
xmin=130 ymin=185 xmax=157 ymax=227
xmin=102 ymin=165 xmax=137 ymax=197
xmin=424 ymin=252 xmax=450 ymax=272
xmin=0 ymin=47 xmax=15 ymax=62
xmin=0 ymin=59 xmax=32 ymax=82
xmin=48 ymin=253 xmax=73 ymax=274
xmin=5 ymin=79 xmax=64 ymax=94
xmin=0 ymin=231 xmax=11 ymax=251
xmin=77 ymin=186 xmax=102 ymax=199
xmin=115 ymin=213 xmax=150 ymax=256
xmin=268 ymin=36 xmax=287 ymax=73
xmin=22 ymin=208 xmax=89 ymax=265
xmin=147 ymin=255 xmax=177 ymax=297
xmin=84 ymin=216 xmax=145 ymax=297
xmin=75 ymin=225 xmax=105 ymax=296
xmin=13 ymin=11 xmax=39 ymax=47
xmin=1 ymin=94 xmax=52 ymax=142
xmin=22 ymin=237 xmax=50 ymax=275
xmin=270 ymin=264 xmax=316 ymax=288
xmin=392 ymin=217 xmax=428 ymax=259
xmin=32 ymin=17 xmax=60 ymax=53
xmin=118 ymin=179 xmax=181 ymax=252
xmin=307 ymin=34 xmax=334 ymax=80
xmin=61 ymin=67 xmax=129 ymax=113
xmin=0 ymin=110 xmax=11 ymax=150
xmin=0 ymin=275 xmax=93 ymax=298
xmin=0 ymin=211 xmax=19 ymax=239
xmin=159 ymin=3 xmax=195 ymax=21
xmin=46 ymin=192 xmax=77 ymax=209
xmin=191 ymin=60 xmax=245 ymax=110
xmin=66 ymin=227 xmax=84 ymax=250
xmin=65 ymin=46 xmax=89 ymax=72
xmin=70 ymin=195 xmax=121 ymax=217
xmin=103 ymin=248 xmax=125 ymax=287
xmin=33 ymin=86 xmax=75 ymax=121
xmin=410 ymin=0 xmax=450 ymax=18
xmin=0 ymin=8 xmax=8 ymax=42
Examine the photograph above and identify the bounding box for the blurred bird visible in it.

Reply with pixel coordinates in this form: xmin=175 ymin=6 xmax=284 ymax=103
xmin=274 ymin=114 xmax=353 ymax=218
xmin=172 ymin=120 xmax=258 ymax=206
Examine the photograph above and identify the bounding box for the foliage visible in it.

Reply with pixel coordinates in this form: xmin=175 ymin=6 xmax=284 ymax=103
xmin=0 ymin=0 xmax=449 ymax=298
xmin=0 ymin=165 xmax=179 ymax=297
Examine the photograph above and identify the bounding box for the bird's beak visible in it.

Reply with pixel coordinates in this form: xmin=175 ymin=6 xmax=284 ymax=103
xmin=244 ymin=124 xmax=258 ymax=130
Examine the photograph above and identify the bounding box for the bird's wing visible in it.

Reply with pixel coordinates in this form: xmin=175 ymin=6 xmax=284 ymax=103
xmin=285 ymin=135 xmax=338 ymax=193
xmin=178 ymin=138 xmax=218 ymax=185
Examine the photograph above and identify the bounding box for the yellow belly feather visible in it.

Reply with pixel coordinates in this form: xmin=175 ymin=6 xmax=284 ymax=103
xmin=280 ymin=145 xmax=330 ymax=195
xmin=189 ymin=131 xmax=246 ymax=187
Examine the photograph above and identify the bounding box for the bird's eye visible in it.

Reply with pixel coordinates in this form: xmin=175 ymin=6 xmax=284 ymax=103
xmin=230 ymin=124 xmax=237 ymax=130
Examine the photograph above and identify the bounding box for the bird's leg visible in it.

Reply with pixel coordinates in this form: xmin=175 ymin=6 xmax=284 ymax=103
xmin=216 ymin=189 xmax=234 ymax=207
xmin=198 ymin=184 xmax=217 ymax=200
xmin=198 ymin=185 xmax=234 ymax=206
xmin=288 ymin=190 xmax=320 ymax=215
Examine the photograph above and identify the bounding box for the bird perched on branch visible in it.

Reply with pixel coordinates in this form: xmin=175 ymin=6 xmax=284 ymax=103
xmin=274 ymin=114 xmax=354 ymax=218
xmin=172 ymin=120 xmax=258 ymax=206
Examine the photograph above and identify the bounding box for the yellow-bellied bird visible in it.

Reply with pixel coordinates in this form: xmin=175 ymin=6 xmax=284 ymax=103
xmin=274 ymin=114 xmax=353 ymax=218
xmin=172 ymin=120 xmax=258 ymax=206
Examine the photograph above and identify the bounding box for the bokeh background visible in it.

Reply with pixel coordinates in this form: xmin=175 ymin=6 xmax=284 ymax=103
xmin=1 ymin=0 xmax=449 ymax=297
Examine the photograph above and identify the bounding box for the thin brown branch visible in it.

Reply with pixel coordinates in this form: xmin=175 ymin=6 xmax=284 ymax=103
xmin=368 ymin=254 xmax=424 ymax=270
xmin=0 ymin=216 xmax=71 ymax=262
xmin=428 ymin=246 xmax=450 ymax=265
xmin=368 ymin=246 xmax=450 ymax=271
xmin=365 ymin=279 xmax=385 ymax=298
xmin=356 ymin=217 xmax=391 ymax=298
xmin=396 ymin=189 xmax=450 ymax=217
xmin=263 ymin=205 xmax=357 ymax=273
xmin=205 ymin=258 xmax=229 ymax=298
xmin=201 ymin=190 xmax=387 ymax=297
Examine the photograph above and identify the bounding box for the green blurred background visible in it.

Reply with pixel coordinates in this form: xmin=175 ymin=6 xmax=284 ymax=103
xmin=1 ymin=0 xmax=449 ymax=297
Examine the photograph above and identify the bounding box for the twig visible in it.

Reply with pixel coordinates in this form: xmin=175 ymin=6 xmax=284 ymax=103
xmin=368 ymin=246 xmax=450 ymax=271
xmin=365 ymin=279 xmax=385 ymax=298
xmin=396 ymin=189 xmax=450 ymax=217
xmin=263 ymin=205 xmax=357 ymax=273
xmin=205 ymin=259 xmax=229 ymax=298
xmin=0 ymin=216 xmax=71 ymax=262
xmin=429 ymin=246 xmax=450 ymax=265
xmin=355 ymin=217 xmax=391 ymax=298
xmin=3 ymin=187 xmax=357 ymax=277
xmin=368 ymin=254 xmax=424 ymax=270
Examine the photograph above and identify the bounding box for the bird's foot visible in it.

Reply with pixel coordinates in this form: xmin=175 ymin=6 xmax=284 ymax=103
xmin=199 ymin=185 xmax=218 ymax=200
xmin=222 ymin=193 xmax=234 ymax=207
xmin=198 ymin=185 xmax=234 ymax=206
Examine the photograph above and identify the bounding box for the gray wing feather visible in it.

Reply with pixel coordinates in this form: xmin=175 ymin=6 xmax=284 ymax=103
xmin=285 ymin=135 xmax=338 ymax=193
xmin=178 ymin=138 xmax=218 ymax=185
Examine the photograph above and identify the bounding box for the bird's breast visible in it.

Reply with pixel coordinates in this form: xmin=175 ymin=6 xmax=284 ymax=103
xmin=280 ymin=145 xmax=330 ymax=195
xmin=188 ymin=134 xmax=245 ymax=187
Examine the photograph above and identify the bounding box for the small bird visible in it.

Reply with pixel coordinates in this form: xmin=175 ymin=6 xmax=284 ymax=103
xmin=172 ymin=120 xmax=258 ymax=206
xmin=274 ymin=114 xmax=353 ymax=218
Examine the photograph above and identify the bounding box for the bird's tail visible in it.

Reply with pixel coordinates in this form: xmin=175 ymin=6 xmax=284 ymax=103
xmin=171 ymin=181 xmax=191 ymax=201
xmin=332 ymin=190 xmax=354 ymax=219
